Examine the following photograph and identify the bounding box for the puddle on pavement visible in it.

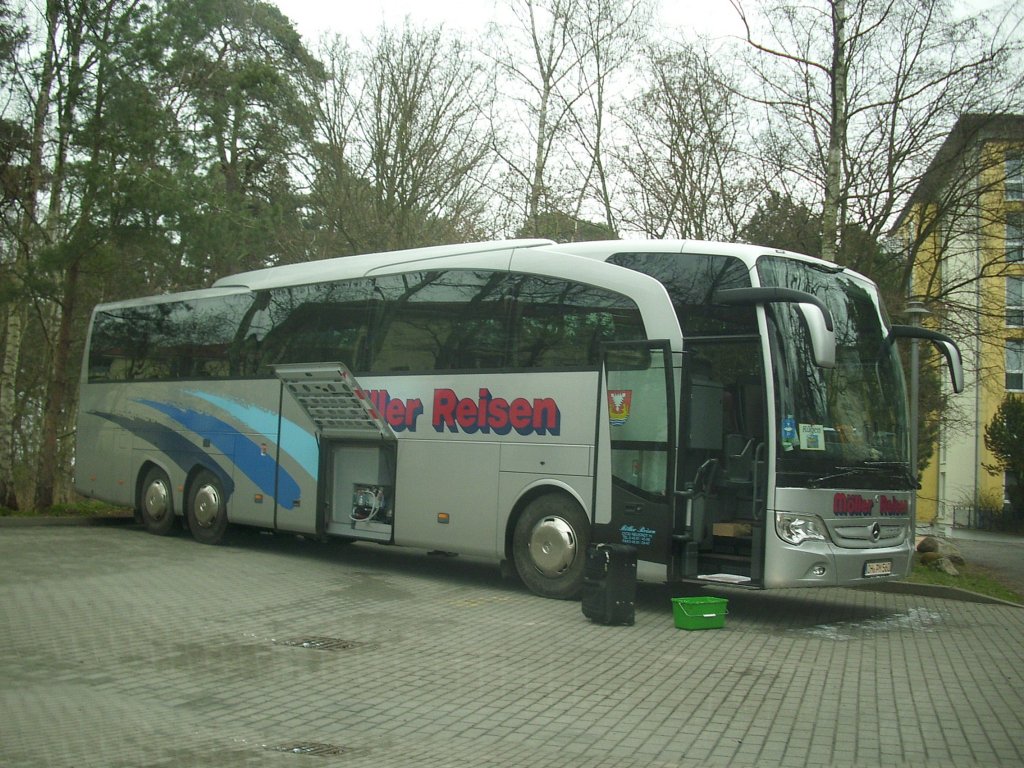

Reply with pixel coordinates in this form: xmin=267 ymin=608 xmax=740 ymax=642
xmin=792 ymin=606 xmax=945 ymax=641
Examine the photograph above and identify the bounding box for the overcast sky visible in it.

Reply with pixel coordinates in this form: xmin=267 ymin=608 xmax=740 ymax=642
xmin=269 ymin=0 xmax=746 ymax=45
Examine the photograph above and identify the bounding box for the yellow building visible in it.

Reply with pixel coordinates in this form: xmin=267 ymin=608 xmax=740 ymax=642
xmin=896 ymin=114 xmax=1024 ymax=530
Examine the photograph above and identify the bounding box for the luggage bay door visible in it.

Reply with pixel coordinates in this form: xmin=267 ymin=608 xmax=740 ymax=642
xmin=593 ymin=341 xmax=677 ymax=566
xmin=274 ymin=363 xmax=397 ymax=541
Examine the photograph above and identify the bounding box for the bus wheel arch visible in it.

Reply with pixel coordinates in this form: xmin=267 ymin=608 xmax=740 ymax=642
xmin=185 ymin=467 xmax=229 ymax=545
xmin=138 ymin=463 xmax=177 ymax=535
xmin=508 ymin=488 xmax=590 ymax=600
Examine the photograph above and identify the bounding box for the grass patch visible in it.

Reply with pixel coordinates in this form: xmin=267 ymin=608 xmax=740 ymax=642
xmin=907 ymin=559 xmax=1024 ymax=605
xmin=0 ymin=500 xmax=132 ymax=518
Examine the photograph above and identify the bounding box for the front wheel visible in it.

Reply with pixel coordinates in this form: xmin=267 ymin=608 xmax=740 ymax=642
xmin=512 ymin=494 xmax=589 ymax=600
xmin=186 ymin=470 xmax=229 ymax=545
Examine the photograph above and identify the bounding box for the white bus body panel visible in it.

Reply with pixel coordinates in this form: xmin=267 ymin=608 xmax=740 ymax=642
xmin=357 ymin=370 xmax=600 ymax=557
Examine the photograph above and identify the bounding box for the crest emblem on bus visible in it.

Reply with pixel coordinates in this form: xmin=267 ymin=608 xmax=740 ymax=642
xmin=608 ymin=390 xmax=632 ymax=425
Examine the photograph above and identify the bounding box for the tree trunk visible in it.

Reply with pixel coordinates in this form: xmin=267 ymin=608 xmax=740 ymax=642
xmin=0 ymin=302 xmax=25 ymax=509
xmin=0 ymin=0 xmax=61 ymax=510
xmin=33 ymin=0 xmax=87 ymax=509
xmin=821 ymin=0 xmax=846 ymax=263
xmin=35 ymin=260 xmax=80 ymax=509
xmin=528 ymin=88 xmax=550 ymax=234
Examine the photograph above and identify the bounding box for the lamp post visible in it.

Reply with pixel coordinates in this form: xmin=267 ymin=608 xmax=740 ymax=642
xmin=904 ymin=299 xmax=930 ymax=530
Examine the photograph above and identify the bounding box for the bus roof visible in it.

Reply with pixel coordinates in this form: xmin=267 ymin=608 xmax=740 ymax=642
xmin=212 ymin=239 xmax=555 ymax=291
xmin=212 ymin=238 xmax=853 ymax=291
xmin=547 ymin=238 xmax=836 ymax=268
xmin=90 ymin=285 xmax=252 ymax=312
xmin=95 ymin=238 xmax=865 ymax=312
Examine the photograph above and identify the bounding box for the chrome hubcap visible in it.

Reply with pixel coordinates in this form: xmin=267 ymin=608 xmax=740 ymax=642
xmin=144 ymin=479 xmax=169 ymax=521
xmin=528 ymin=516 xmax=577 ymax=577
xmin=193 ymin=483 xmax=221 ymax=528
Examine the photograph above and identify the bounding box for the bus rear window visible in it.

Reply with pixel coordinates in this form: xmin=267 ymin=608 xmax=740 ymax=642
xmin=88 ymin=295 xmax=255 ymax=382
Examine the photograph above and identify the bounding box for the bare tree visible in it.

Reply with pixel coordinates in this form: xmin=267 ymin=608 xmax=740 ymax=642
xmin=489 ymin=0 xmax=662 ymax=238
xmin=616 ymin=43 xmax=756 ymax=240
xmin=563 ymin=0 xmax=651 ymax=232
xmin=732 ymin=0 xmax=1022 ymax=269
xmin=362 ymin=23 xmax=496 ymax=249
xmin=309 ymin=23 xmax=497 ymax=254
xmin=303 ymin=35 xmax=369 ymax=257
xmin=488 ymin=0 xmax=590 ymax=236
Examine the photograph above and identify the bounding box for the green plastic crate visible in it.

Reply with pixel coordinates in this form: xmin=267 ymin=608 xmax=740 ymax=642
xmin=672 ymin=596 xmax=728 ymax=630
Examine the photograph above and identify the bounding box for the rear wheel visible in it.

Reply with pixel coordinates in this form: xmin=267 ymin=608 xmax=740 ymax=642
xmin=512 ymin=494 xmax=589 ymax=600
xmin=187 ymin=470 xmax=229 ymax=545
xmin=140 ymin=467 xmax=176 ymax=535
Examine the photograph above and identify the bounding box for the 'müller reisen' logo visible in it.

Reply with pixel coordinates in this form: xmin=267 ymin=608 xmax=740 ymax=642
xmin=608 ymin=390 xmax=632 ymax=425
xmin=833 ymin=493 xmax=910 ymax=517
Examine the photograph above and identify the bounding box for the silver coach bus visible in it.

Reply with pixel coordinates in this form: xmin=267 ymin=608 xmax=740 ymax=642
xmin=75 ymin=239 xmax=963 ymax=598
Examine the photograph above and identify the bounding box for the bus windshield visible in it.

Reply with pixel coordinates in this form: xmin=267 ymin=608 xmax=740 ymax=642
xmin=758 ymin=255 xmax=912 ymax=491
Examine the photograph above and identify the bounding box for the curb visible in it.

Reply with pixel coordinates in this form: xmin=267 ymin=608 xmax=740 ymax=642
xmin=857 ymin=579 xmax=1024 ymax=608
xmin=0 ymin=515 xmax=137 ymax=528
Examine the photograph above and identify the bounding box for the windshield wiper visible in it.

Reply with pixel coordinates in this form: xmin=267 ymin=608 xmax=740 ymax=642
xmin=807 ymin=466 xmax=876 ymax=488
xmin=862 ymin=461 xmax=919 ymax=490
xmin=808 ymin=462 xmax=916 ymax=490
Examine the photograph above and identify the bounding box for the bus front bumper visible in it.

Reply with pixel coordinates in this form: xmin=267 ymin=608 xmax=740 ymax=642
xmin=762 ymin=538 xmax=915 ymax=588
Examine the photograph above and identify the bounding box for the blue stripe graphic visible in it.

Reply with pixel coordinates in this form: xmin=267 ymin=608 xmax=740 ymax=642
xmin=136 ymin=399 xmax=301 ymax=509
xmin=186 ymin=390 xmax=319 ymax=477
xmin=92 ymin=412 xmax=236 ymax=499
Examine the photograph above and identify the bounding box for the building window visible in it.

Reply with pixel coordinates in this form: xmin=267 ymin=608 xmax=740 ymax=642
xmin=1008 ymin=277 xmax=1024 ymax=327
xmin=1008 ymin=152 xmax=1024 ymax=201
xmin=1006 ymin=471 xmax=1023 ymax=516
xmin=1008 ymin=340 xmax=1024 ymax=391
xmin=1008 ymin=213 xmax=1024 ymax=263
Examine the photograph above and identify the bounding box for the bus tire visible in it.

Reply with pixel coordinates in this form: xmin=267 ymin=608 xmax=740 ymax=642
xmin=512 ymin=493 xmax=589 ymax=600
xmin=187 ymin=470 xmax=229 ymax=545
xmin=140 ymin=466 xmax=176 ymax=536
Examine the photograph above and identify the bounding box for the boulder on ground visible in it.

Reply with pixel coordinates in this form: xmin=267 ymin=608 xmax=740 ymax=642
xmin=918 ymin=550 xmax=962 ymax=576
xmin=916 ymin=535 xmax=964 ymax=562
xmin=918 ymin=551 xmax=943 ymax=565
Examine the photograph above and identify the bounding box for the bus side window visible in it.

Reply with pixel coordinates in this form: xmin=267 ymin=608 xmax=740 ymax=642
xmin=367 ymin=272 xmax=449 ymax=372
xmin=255 ymin=282 xmax=370 ymax=374
xmin=367 ymin=270 xmax=512 ymax=373
xmin=510 ymin=276 xmax=644 ymax=369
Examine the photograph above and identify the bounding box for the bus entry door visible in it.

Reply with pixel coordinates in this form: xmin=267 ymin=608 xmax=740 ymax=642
xmin=594 ymin=341 xmax=677 ymax=566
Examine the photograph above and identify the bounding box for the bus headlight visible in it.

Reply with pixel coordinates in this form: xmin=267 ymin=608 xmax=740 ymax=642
xmin=775 ymin=512 xmax=828 ymax=545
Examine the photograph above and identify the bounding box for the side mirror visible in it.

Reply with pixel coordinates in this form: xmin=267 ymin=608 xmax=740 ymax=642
xmin=714 ymin=287 xmax=836 ymax=369
xmin=796 ymin=302 xmax=836 ymax=368
xmin=887 ymin=325 xmax=965 ymax=393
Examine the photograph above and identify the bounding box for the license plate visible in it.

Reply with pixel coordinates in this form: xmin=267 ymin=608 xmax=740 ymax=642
xmin=864 ymin=560 xmax=892 ymax=577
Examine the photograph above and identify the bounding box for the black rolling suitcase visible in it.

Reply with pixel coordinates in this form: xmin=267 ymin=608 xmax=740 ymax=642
xmin=581 ymin=543 xmax=637 ymax=625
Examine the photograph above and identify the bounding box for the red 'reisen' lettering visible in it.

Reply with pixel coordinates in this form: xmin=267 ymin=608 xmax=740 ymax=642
xmin=432 ymin=388 xmax=560 ymax=436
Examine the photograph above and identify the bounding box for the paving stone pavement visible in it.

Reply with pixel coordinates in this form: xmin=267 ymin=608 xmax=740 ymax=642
xmin=1 ymin=523 xmax=1022 ymax=768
